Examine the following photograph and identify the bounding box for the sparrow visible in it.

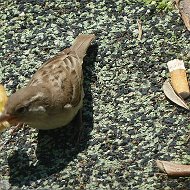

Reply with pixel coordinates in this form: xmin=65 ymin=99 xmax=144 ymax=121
xmin=0 ymin=34 xmax=95 ymax=133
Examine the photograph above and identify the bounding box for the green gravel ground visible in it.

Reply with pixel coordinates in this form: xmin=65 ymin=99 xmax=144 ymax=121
xmin=1 ymin=0 xmax=190 ymax=189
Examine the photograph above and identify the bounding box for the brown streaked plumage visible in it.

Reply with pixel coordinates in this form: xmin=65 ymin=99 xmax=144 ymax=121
xmin=0 ymin=34 xmax=95 ymax=130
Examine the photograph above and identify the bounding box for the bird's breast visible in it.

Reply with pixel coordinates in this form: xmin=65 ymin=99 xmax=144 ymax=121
xmin=28 ymin=99 xmax=83 ymax=130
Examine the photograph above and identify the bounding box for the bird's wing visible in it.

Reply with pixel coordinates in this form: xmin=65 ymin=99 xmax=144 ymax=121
xmin=28 ymin=34 xmax=95 ymax=108
xmin=28 ymin=50 xmax=83 ymax=108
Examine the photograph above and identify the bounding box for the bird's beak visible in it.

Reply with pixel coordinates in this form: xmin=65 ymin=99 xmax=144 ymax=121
xmin=0 ymin=113 xmax=18 ymax=124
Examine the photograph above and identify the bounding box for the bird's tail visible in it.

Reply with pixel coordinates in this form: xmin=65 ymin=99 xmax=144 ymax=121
xmin=71 ymin=34 xmax=95 ymax=60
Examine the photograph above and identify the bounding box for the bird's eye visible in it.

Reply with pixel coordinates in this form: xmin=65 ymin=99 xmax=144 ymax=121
xmin=16 ymin=106 xmax=27 ymax=113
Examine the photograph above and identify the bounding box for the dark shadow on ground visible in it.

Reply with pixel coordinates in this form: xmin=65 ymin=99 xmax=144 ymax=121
xmin=8 ymin=44 xmax=98 ymax=187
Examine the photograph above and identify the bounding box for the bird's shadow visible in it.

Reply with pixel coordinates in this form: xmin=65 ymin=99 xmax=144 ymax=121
xmin=7 ymin=44 xmax=98 ymax=187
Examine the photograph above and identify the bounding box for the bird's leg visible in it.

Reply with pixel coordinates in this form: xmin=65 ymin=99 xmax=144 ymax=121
xmin=11 ymin=123 xmax=24 ymax=133
xmin=71 ymin=109 xmax=83 ymax=144
xmin=4 ymin=123 xmax=24 ymax=145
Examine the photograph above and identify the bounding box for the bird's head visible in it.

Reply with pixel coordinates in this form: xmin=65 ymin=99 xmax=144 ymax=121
xmin=0 ymin=85 xmax=51 ymax=125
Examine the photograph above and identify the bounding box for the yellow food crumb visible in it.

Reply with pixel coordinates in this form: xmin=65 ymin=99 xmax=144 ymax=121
xmin=0 ymin=84 xmax=10 ymax=131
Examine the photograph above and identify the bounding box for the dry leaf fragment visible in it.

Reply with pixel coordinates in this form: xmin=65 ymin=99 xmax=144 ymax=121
xmin=0 ymin=84 xmax=10 ymax=132
xmin=163 ymin=79 xmax=189 ymax=110
xmin=156 ymin=160 xmax=190 ymax=177
xmin=174 ymin=0 xmax=190 ymax=31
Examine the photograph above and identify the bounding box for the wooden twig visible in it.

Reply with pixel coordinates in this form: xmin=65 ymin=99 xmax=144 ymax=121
xmin=137 ymin=19 xmax=142 ymax=40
